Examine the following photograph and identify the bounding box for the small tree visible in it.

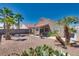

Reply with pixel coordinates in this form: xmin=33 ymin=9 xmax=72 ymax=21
xmin=0 ymin=16 xmax=16 ymax=40
xmin=58 ymin=16 xmax=79 ymax=45
xmin=0 ymin=7 xmax=15 ymax=40
xmin=0 ymin=7 xmax=14 ymax=29
xmin=14 ymin=13 xmax=24 ymax=29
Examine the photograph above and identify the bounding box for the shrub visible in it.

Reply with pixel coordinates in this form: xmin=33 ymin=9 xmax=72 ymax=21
xmin=21 ymin=45 xmax=69 ymax=56
xmin=48 ymin=30 xmax=59 ymax=37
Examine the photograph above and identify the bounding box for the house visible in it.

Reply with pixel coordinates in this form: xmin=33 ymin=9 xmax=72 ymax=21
xmin=26 ymin=24 xmax=35 ymax=34
xmin=30 ymin=17 xmax=64 ymax=37
xmin=34 ymin=18 xmax=52 ymax=36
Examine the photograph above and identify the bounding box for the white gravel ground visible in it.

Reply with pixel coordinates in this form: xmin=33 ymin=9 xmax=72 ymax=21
xmin=0 ymin=35 xmax=79 ymax=56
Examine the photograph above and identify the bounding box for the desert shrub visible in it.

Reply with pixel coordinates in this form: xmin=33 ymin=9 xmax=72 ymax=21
xmin=21 ymin=45 xmax=69 ymax=56
xmin=48 ymin=30 xmax=59 ymax=37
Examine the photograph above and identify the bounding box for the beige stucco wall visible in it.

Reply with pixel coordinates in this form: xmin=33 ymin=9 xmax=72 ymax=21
xmin=37 ymin=18 xmax=64 ymax=37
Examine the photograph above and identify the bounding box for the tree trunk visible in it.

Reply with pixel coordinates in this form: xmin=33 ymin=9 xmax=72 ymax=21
xmin=64 ymin=25 xmax=70 ymax=45
xmin=56 ymin=35 xmax=66 ymax=48
xmin=5 ymin=23 xmax=11 ymax=40
xmin=18 ymin=20 xmax=20 ymax=36
xmin=4 ymin=22 xmax=6 ymax=29
xmin=18 ymin=19 xmax=20 ymax=29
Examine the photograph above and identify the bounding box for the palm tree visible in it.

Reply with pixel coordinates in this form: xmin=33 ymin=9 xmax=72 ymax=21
xmin=5 ymin=16 xmax=16 ymax=40
xmin=58 ymin=16 xmax=79 ymax=45
xmin=14 ymin=13 xmax=24 ymax=29
xmin=0 ymin=7 xmax=14 ymax=29
xmin=0 ymin=16 xmax=16 ymax=40
xmin=0 ymin=7 xmax=15 ymax=40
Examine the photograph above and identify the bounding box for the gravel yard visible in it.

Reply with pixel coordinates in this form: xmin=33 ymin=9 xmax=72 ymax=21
xmin=0 ymin=35 xmax=79 ymax=56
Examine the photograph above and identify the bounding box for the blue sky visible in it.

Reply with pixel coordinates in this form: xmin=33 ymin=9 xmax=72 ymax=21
xmin=0 ymin=3 xmax=79 ymax=24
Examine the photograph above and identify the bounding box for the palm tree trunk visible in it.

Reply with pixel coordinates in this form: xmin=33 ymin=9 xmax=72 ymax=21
xmin=56 ymin=35 xmax=67 ymax=48
xmin=64 ymin=25 xmax=70 ymax=45
xmin=18 ymin=20 xmax=20 ymax=36
xmin=18 ymin=19 xmax=20 ymax=29
xmin=4 ymin=23 xmax=5 ymax=29
xmin=5 ymin=23 xmax=11 ymax=40
xmin=4 ymin=15 xmax=6 ymax=29
xmin=4 ymin=22 xmax=6 ymax=29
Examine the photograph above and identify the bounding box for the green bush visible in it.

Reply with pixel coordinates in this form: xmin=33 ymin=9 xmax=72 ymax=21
xmin=48 ymin=30 xmax=58 ymax=37
xmin=21 ymin=45 xmax=69 ymax=56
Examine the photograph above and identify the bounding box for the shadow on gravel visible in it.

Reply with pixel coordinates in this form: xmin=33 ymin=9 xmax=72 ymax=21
xmin=14 ymin=39 xmax=27 ymax=41
xmin=55 ymin=43 xmax=67 ymax=49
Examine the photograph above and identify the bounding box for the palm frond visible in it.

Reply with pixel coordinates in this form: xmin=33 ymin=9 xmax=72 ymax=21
xmin=58 ymin=16 xmax=79 ymax=25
